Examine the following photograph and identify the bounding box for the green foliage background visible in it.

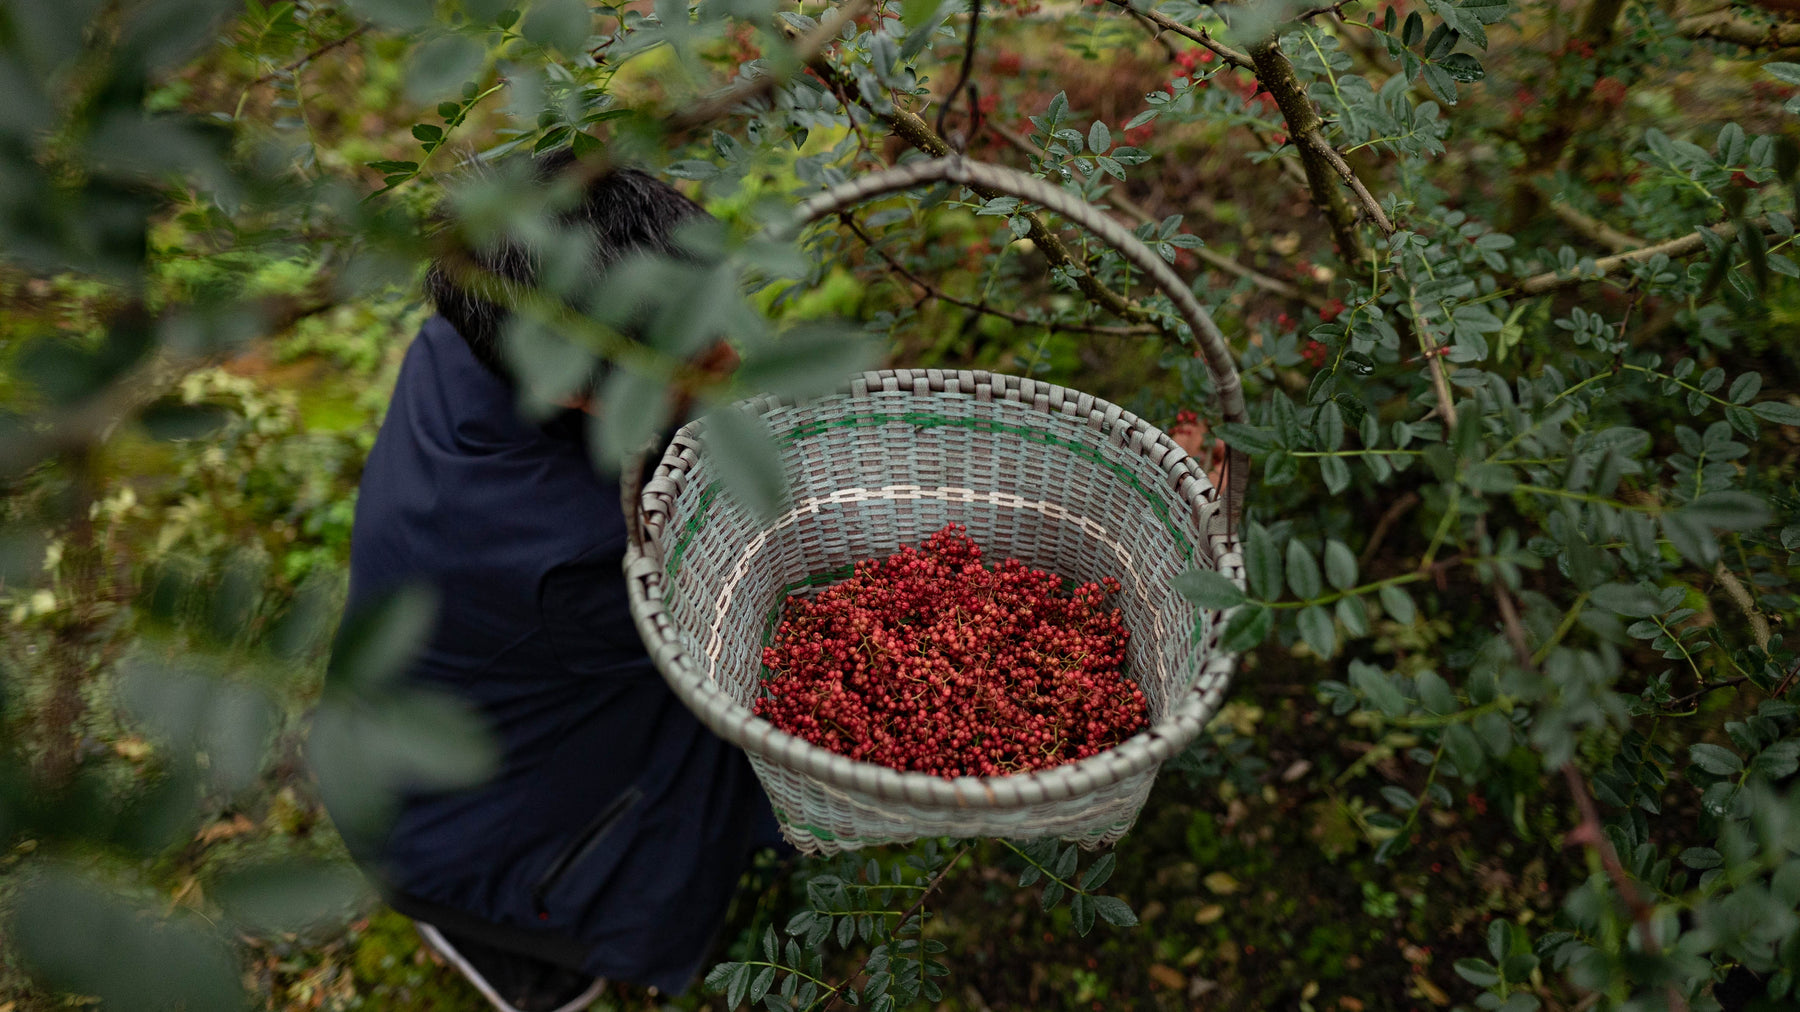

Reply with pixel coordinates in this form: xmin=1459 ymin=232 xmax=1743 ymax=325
xmin=2 ymin=0 xmax=1799 ymax=1008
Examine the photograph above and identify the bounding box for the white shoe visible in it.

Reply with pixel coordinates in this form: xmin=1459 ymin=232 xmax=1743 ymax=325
xmin=415 ymin=921 xmax=606 ymax=1012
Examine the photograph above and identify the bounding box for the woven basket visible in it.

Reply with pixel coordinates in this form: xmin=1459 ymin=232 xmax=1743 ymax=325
xmin=622 ymin=158 xmax=1249 ymax=854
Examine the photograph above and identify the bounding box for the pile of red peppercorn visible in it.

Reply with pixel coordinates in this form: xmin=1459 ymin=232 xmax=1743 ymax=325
xmin=754 ymin=524 xmax=1147 ymax=778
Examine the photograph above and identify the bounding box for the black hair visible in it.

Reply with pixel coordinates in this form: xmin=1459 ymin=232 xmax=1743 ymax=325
xmin=424 ymin=148 xmax=710 ymax=381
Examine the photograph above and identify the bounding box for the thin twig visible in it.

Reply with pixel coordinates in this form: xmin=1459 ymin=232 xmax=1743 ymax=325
xmin=935 ymin=0 xmax=984 ymax=149
xmin=1679 ymin=10 xmax=1800 ymax=49
xmin=892 ymin=843 xmax=974 ymax=932
xmin=1103 ymin=184 xmax=1322 ymax=306
xmin=1560 ymin=761 xmax=1687 ymax=1012
xmin=1357 ymin=490 xmax=1420 ymax=568
xmin=249 ymin=25 xmax=369 ymax=86
xmin=1712 ymin=560 xmax=1773 ymax=650
xmin=1666 ymin=675 xmax=1751 ymax=712
xmin=840 ymin=213 xmax=1157 ymax=335
xmin=1535 ymin=182 xmax=1645 ymax=253
xmin=1099 ymin=0 xmax=1255 ymax=69
xmin=1516 ymin=217 xmax=1775 ymax=295
xmin=1478 ymin=490 xmax=1686 ymax=1011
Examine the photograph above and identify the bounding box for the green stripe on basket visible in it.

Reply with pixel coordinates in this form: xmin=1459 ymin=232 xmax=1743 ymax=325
xmin=664 ymin=482 xmax=721 ymax=577
xmin=664 ymin=412 xmax=1196 ymax=579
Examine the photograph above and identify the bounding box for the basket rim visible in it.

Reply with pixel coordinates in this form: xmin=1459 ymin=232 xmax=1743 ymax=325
xmin=623 ymin=368 xmax=1244 ymax=811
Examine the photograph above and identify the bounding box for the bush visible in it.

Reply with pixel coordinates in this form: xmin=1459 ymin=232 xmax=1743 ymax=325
xmin=2 ymin=0 xmax=1798 ymax=1008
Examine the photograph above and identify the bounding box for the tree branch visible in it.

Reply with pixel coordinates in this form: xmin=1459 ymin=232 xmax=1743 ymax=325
xmin=1099 ymin=0 xmax=1255 ymax=69
xmin=1679 ymin=9 xmax=1800 ymax=48
xmin=1104 ymin=184 xmax=1324 ymax=306
xmin=250 ymin=26 xmax=369 ymax=87
xmin=1517 ymin=217 xmax=1774 ymax=295
xmin=1535 ymin=181 xmax=1646 ymax=253
xmin=1713 ymin=560 xmax=1773 ymax=650
xmin=1246 ymin=37 xmax=1382 ymax=264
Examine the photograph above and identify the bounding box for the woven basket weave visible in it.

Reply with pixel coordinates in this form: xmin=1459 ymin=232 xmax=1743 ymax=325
xmin=623 ymin=158 xmax=1249 ymax=854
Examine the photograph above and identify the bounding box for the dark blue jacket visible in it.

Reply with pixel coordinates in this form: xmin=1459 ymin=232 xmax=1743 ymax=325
xmin=338 ymin=315 xmax=776 ymax=992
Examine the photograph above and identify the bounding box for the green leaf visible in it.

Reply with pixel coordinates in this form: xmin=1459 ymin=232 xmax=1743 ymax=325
xmin=1286 ymin=539 xmax=1323 ymax=600
xmin=1768 ymin=62 xmax=1800 ymax=86
xmin=212 ymin=861 xmax=368 ymax=933
xmin=1416 ymin=670 xmax=1456 ymax=714
xmin=1660 ymin=512 xmax=1719 ymax=567
xmin=406 ymin=35 xmax=487 ymax=103
xmin=1320 ymin=455 xmax=1351 ymax=494
xmin=1091 ymin=895 xmax=1138 ymax=927
xmin=1216 ymin=422 xmax=1278 ymax=454
xmin=727 ymin=962 xmax=752 ymax=1009
xmin=1087 ymin=120 xmax=1111 ymax=154
xmin=1218 ymin=605 xmax=1273 ymax=652
xmin=1174 ymin=568 xmax=1247 ymax=609
xmin=1690 ymin=743 xmax=1744 ymax=775
xmin=1445 ymin=724 xmax=1484 ymax=774
xmin=324 ymin=584 xmax=439 ymax=693
xmin=1679 ymin=847 xmax=1723 ymax=870
xmin=1453 ymin=957 xmax=1501 ymax=986
xmin=703 ymin=405 xmax=789 ymax=521
xmin=1464 ymin=462 xmax=1516 ymax=493
xmin=1079 ymin=853 xmax=1116 ymax=891
xmin=10 ymin=866 xmax=244 ymax=1012
xmin=522 ymin=0 xmax=592 ymax=54
xmin=749 ymin=965 xmax=776 ymax=1004
xmin=592 ymin=366 xmax=671 ymax=472
xmin=735 ymin=322 xmax=881 ymax=400
xmin=1323 ymin=540 xmax=1357 ymax=591
xmin=1244 ymin=523 xmax=1282 ymax=599
xmin=1729 ymin=372 xmax=1762 ymax=404
xmin=1351 ymin=662 xmax=1407 ymax=716
xmin=1436 ymin=52 xmax=1484 ymax=82
xmin=1070 ymin=893 xmax=1096 ymax=936
xmin=1752 ymin=400 xmax=1800 ymax=426
xmin=1379 ymin=584 xmax=1416 ymax=623
xmin=1298 ymin=604 xmax=1337 ymax=657
xmin=902 ymin=0 xmax=946 ymax=29
xmin=1682 ymin=492 xmax=1770 ymax=531
xmin=116 ymin=660 xmax=277 ymax=794
xmin=345 ymin=0 xmax=435 ymax=29
xmin=1587 ymin=582 xmax=1661 ymax=618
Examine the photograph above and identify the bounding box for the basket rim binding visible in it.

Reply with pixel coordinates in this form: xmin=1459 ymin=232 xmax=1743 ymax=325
xmin=621 ymin=367 xmax=1246 ymax=812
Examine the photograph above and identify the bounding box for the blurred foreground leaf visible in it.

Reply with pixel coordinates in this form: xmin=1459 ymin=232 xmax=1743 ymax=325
xmin=10 ymin=863 xmax=244 ymax=1011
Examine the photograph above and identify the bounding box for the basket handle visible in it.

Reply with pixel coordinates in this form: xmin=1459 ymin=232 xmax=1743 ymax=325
xmin=778 ymin=156 xmax=1248 ymax=530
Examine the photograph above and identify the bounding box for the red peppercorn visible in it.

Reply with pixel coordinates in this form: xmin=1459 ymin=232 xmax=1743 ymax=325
xmin=754 ymin=524 xmax=1146 ymax=778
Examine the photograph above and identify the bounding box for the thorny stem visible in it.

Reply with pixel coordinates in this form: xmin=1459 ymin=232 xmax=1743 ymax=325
xmin=1246 ymin=36 xmax=1376 ymax=266
xmin=1481 ymin=505 xmax=1687 ymax=1011
xmin=1514 ymin=218 xmax=1776 ymax=295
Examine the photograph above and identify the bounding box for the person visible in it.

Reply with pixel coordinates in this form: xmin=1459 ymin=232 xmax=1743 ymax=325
xmin=322 ymin=150 xmax=784 ymax=1012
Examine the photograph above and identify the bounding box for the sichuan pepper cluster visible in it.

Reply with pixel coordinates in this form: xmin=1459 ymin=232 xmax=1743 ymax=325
xmin=754 ymin=524 xmax=1148 ymax=778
